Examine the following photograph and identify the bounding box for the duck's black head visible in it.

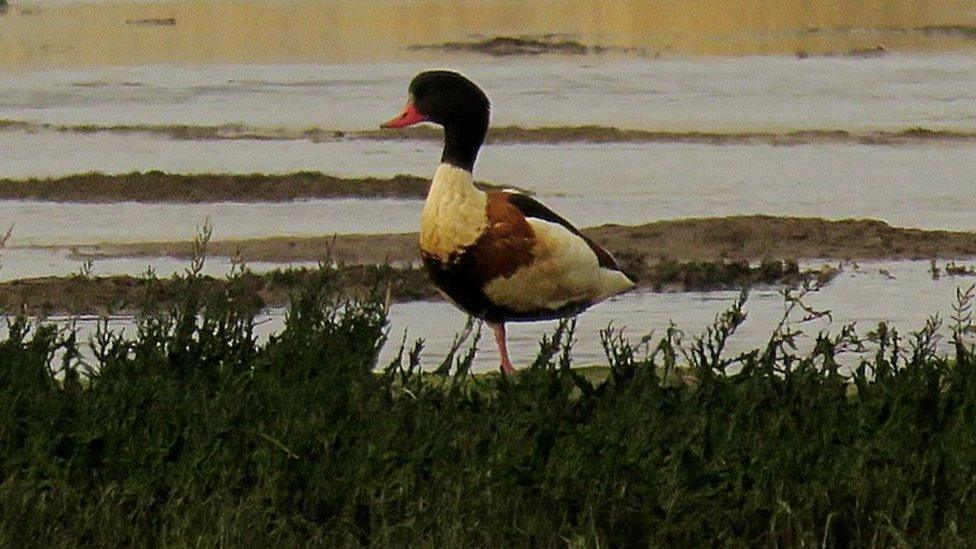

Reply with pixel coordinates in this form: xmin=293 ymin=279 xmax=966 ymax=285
xmin=382 ymin=70 xmax=490 ymax=172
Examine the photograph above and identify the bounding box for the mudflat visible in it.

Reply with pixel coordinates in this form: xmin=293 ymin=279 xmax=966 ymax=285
xmin=6 ymin=120 xmax=975 ymax=146
xmin=0 ymin=172 xmax=515 ymax=203
xmin=64 ymin=215 xmax=976 ymax=265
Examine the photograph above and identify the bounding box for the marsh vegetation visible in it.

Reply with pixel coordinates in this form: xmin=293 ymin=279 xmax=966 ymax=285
xmin=2 ymin=259 xmax=976 ymax=545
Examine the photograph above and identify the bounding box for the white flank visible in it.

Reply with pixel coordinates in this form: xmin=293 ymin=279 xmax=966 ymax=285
xmin=483 ymin=218 xmax=634 ymax=313
xmin=419 ymin=164 xmax=488 ymax=261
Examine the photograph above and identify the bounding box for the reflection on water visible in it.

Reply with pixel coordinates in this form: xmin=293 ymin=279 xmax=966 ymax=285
xmin=1 ymin=0 xmax=975 ymax=69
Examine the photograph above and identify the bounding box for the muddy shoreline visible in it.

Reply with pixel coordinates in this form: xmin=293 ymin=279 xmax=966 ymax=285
xmin=64 ymin=216 xmax=976 ymax=265
xmin=0 ymin=259 xmax=831 ymax=317
xmin=406 ymin=35 xmax=640 ymax=57
xmin=0 ymin=265 xmax=433 ymax=317
xmin=0 ymin=172 xmax=515 ymax=203
xmin=8 ymin=216 xmax=976 ymax=316
xmin=4 ymin=120 xmax=975 ymax=147
xmin=10 ymin=214 xmax=972 ymax=315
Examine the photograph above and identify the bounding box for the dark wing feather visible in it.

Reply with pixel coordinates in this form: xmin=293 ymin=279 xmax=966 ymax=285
xmin=503 ymin=192 xmax=623 ymax=271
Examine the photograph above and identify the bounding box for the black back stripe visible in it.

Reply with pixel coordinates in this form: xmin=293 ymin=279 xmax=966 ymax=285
xmin=504 ymin=192 xmax=623 ymax=271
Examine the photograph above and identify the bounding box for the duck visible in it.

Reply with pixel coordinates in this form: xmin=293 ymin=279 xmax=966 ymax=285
xmin=381 ymin=70 xmax=635 ymax=375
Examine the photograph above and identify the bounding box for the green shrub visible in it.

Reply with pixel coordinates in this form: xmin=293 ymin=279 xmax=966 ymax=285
xmin=2 ymin=265 xmax=976 ymax=546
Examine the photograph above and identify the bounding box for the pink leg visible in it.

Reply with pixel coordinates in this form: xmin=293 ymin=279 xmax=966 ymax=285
xmin=491 ymin=322 xmax=516 ymax=375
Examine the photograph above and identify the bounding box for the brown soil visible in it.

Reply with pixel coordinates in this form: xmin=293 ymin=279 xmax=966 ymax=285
xmin=0 ymin=171 xmax=516 ymax=203
xmin=66 ymin=216 xmax=976 ymax=266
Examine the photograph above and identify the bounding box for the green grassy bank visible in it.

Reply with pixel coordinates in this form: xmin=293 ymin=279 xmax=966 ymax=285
xmin=1 ymin=266 xmax=975 ymax=546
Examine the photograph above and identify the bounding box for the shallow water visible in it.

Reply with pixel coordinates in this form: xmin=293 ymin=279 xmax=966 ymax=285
xmin=0 ymin=198 xmax=422 ymax=246
xmin=1 ymin=56 xmax=974 ymax=242
xmin=0 ymin=247 xmax=317 ymax=281
xmin=1 ymin=136 xmax=974 ymax=247
xmin=3 ymin=57 xmax=976 ymax=132
xmin=383 ymin=260 xmax=976 ymax=370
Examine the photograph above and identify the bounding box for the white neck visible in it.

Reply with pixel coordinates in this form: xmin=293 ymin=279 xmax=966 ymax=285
xmin=419 ymin=163 xmax=488 ymax=261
